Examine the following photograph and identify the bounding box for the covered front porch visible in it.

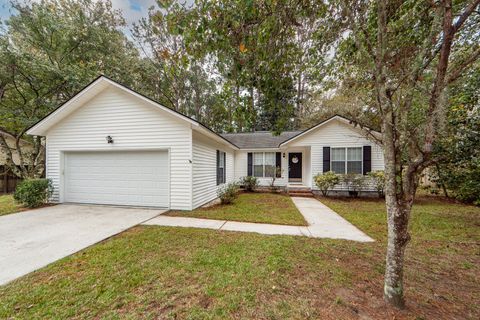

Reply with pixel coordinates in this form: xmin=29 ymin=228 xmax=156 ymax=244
xmin=246 ymin=146 xmax=312 ymax=190
xmin=282 ymin=146 xmax=312 ymax=189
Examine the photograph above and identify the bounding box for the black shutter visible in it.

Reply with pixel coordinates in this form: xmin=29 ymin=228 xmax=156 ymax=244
xmin=275 ymin=152 xmax=282 ymax=177
xmin=363 ymin=146 xmax=372 ymax=175
xmin=223 ymin=152 xmax=226 ymax=183
xmin=247 ymin=152 xmax=253 ymax=176
xmin=323 ymin=147 xmax=330 ymax=172
xmin=216 ymin=150 xmax=220 ymax=185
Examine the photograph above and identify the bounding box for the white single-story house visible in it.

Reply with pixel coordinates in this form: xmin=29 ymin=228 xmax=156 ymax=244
xmin=27 ymin=76 xmax=384 ymax=210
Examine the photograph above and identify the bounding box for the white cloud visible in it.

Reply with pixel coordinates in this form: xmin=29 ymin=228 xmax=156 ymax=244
xmin=0 ymin=0 xmax=157 ymax=27
xmin=109 ymin=0 xmax=156 ymax=26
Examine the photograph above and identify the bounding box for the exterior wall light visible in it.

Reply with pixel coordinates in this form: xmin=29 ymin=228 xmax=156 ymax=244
xmin=106 ymin=136 xmax=114 ymax=144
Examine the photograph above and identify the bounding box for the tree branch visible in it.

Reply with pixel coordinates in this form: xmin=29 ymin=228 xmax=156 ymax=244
xmin=453 ymin=0 xmax=480 ymax=32
xmin=446 ymin=46 xmax=480 ymax=84
xmin=0 ymin=134 xmax=22 ymax=178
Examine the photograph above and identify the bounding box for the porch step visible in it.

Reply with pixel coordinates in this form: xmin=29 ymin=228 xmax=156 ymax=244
xmin=288 ymin=188 xmax=314 ymax=198
xmin=289 ymin=192 xmax=314 ymax=198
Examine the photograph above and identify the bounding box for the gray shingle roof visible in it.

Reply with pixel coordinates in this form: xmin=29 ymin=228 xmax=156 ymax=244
xmin=221 ymin=131 xmax=302 ymax=149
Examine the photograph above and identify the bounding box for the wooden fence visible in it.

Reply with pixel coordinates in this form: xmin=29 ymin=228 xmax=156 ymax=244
xmin=0 ymin=166 xmax=22 ymax=194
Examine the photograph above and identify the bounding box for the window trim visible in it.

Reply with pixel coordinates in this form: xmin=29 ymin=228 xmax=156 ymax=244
xmin=330 ymin=147 xmax=363 ymax=174
xmin=252 ymin=152 xmax=277 ymax=178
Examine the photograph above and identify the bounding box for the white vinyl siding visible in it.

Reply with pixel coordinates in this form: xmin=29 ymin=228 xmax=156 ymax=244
xmin=286 ymin=119 xmax=384 ymax=191
xmin=192 ymin=131 xmax=234 ymax=209
xmin=45 ymin=86 xmax=192 ymax=210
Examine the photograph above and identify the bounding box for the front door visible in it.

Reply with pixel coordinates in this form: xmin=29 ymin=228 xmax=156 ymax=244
xmin=288 ymin=153 xmax=302 ymax=182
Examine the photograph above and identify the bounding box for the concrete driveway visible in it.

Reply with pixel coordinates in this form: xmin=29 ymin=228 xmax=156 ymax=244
xmin=0 ymin=204 xmax=164 ymax=285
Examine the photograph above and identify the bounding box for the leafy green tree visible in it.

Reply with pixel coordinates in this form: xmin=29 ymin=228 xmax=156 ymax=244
xmin=0 ymin=0 xmax=142 ymax=178
xmin=433 ymin=62 xmax=480 ymax=204
xmin=177 ymin=0 xmax=328 ymax=133
xmin=132 ymin=1 xmax=227 ymax=126
xmin=334 ymin=0 xmax=480 ymax=307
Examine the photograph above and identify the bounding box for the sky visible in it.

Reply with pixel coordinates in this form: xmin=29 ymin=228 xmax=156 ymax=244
xmin=0 ymin=0 xmax=158 ymax=27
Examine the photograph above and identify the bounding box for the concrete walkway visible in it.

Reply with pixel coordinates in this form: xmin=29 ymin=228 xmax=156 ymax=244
xmin=291 ymin=197 xmax=373 ymax=242
xmin=144 ymin=197 xmax=373 ymax=242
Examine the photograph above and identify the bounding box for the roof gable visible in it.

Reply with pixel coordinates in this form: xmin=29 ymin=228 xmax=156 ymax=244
xmin=26 ymin=76 xmax=198 ymax=136
xmin=280 ymin=115 xmax=380 ymax=146
xmin=26 ymin=76 xmax=238 ymax=149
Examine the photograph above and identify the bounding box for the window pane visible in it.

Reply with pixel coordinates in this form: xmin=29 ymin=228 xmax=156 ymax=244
xmin=331 ymin=148 xmax=346 ymax=161
xmin=253 ymin=153 xmax=263 ymax=165
xmin=219 ymin=168 xmax=225 ymax=183
xmin=264 ymin=152 xmax=275 ymax=165
xmin=265 ymin=165 xmax=275 ymax=177
xmin=264 ymin=152 xmax=275 ymax=177
xmin=331 ymin=161 xmax=345 ymax=174
xmin=219 ymin=151 xmax=225 ymax=168
xmin=254 ymin=165 xmax=263 ymax=177
xmin=347 ymin=147 xmax=362 ymax=161
xmin=347 ymin=161 xmax=362 ymax=174
xmin=253 ymin=152 xmax=264 ymax=177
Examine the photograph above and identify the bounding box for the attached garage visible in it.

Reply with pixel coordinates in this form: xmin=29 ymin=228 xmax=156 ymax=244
xmin=64 ymin=150 xmax=169 ymax=207
xmin=26 ymin=76 xmax=238 ymax=210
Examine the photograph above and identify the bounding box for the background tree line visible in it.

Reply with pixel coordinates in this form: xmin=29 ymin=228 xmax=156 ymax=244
xmin=0 ymin=0 xmax=335 ymax=179
xmin=0 ymin=0 xmax=479 ymax=309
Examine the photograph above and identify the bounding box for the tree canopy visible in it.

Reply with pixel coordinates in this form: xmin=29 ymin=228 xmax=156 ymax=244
xmin=0 ymin=0 xmax=141 ymax=177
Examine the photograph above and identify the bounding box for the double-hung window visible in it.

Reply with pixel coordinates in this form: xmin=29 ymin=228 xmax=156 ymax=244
xmin=217 ymin=150 xmax=226 ymax=185
xmin=331 ymin=147 xmax=362 ymax=174
xmin=253 ymin=152 xmax=276 ymax=178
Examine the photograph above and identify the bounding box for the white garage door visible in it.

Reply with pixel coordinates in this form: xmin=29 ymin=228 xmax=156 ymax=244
xmin=64 ymin=151 xmax=169 ymax=207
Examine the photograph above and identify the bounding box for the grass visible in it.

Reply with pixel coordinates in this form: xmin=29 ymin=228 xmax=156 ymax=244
xmin=166 ymin=192 xmax=308 ymax=226
xmin=0 ymin=195 xmax=479 ymax=319
xmin=0 ymin=194 xmax=23 ymax=216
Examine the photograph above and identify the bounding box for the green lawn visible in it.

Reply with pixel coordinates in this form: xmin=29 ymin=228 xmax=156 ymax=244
xmin=0 ymin=195 xmax=479 ymax=319
xmin=0 ymin=194 xmax=23 ymax=216
xmin=166 ymin=192 xmax=308 ymax=226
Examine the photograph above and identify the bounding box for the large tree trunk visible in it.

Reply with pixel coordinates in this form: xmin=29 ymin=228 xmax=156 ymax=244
xmin=384 ymin=199 xmax=411 ymax=308
xmin=381 ymin=101 xmax=412 ymax=308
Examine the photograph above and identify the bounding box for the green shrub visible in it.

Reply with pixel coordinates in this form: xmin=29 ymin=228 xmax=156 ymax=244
xmin=14 ymin=179 xmax=53 ymax=208
xmin=313 ymin=171 xmax=340 ymax=196
xmin=218 ymin=182 xmax=239 ymax=204
xmin=367 ymin=170 xmax=385 ymax=198
xmin=342 ymin=174 xmax=366 ymax=198
xmin=432 ymin=164 xmax=480 ymax=206
xmin=241 ymin=176 xmax=259 ymax=192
